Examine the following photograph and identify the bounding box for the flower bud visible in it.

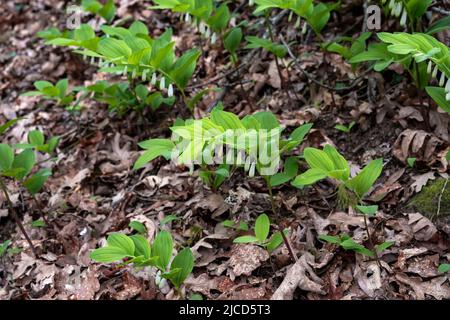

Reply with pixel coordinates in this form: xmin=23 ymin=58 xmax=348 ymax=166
xmin=151 ymin=72 xmax=157 ymax=85
xmin=168 ymin=84 xmax=174 ymax=97
xmin=160 ymin=76 xmax=165 ymax=90
xmin=439 ymin=72 xmax=446 ymax=87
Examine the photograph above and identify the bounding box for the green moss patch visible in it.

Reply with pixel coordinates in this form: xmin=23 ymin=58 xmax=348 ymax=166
xmin=410 ymin=178 xmax=450 ymax=219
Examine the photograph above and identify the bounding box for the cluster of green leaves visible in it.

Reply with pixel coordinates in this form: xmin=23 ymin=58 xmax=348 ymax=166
xmin=0 ymin=125 xmax=58 ymax=195
xmin=233 ymin=213 xmax=287 ymax=252
xmin=90 ymin=231 xmax=194 ymax=289
xmin=323 ymin=32 xmax=372 ymax=69
xmin=292 ymin=145 xmax=383 ymax=207
xmin=81 ymin=0 xmax=116 ymax=22
xmin=134 ymin=107 xmax=312 ymax=192
xmin=21 ymin=79 xmax=75 ymax=107
xmin=245 ymin=36 xmax=287 ymax=58
xmin=350 ymin=32 xmax=450 ymax=114
xmin=253 ymin=0 xmax=339 ymax=35
xmin=78 ymin=81 xmax=176 ymax=115
xmin=39 ymin=22 xmax=200 ymax=112
xmin=150 ymin=1 xmax=244 ymax=63
xmin=319 ymin=233 xmax=393 ymax=258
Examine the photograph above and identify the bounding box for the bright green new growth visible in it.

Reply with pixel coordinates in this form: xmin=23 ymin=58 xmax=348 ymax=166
xmin=438 ymin=264 xmax=450 ymax=273
xmin=21 ymin=79 xmax=75 ymax=107
xmin=90 ymin=231 xmax=195 ymax=289
xmin=43 ymin=22 xmax=201 ymax=111
xmin=319 ymin=233 xmax=394 ymax=258
xmin=253 ymin=0 xmax=338 ymax=35
xmin=233 ymin=213 xmax=287 ymax=252
xmin=134 ymin=107 xmax=312 ymax=191
xmin=350 ymin=32 xmax=450 ymax=113
xmin=81 ymin=0 xmax=116 ymax=22
xmin=292 ymin=145 xmax=383 ymax=208
xmin=0 ymin=129 xmax=58 ymax=195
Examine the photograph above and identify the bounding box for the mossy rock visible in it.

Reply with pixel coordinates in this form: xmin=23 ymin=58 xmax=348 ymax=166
xmin=410 ymin=178 xmax=450 ymax=219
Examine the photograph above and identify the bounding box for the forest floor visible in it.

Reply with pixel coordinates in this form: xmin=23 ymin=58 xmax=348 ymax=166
xmin=0 ymin=0 xmax=449 ymax=300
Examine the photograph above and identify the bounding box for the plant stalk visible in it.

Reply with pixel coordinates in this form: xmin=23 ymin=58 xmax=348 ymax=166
xmin=0 ymin=177 xmax=38 ymax=258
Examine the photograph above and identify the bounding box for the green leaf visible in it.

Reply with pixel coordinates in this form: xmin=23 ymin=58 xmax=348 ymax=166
xmin=341 ymin=238 xmax=374 ymax=258
xmin=129 ymin=234 xmax=151 ymax=259
xmin=129 ymin=21 xmax=148 ymax=36
xmin=252 ymin=111 xmax=280 ymax=130
xmin=375 ymin=241 xmax=394 ymax=253
xmin=438 ymin=264 xmax=450 ymax=273
xmin=134 ymin=139 xmax=175 ymax=169
xmin=23 ymin=168 xmax=52 ymax=195
xmin=292 ymin=168 xmax=327 ymax=187
xmin=28 ymin=130 xmax=45 ymax=146
xmin=170 ymin=49 xmax=201 ymax=89
xmin=318 ymin=234 xmax=341 ymax=245
xmin=323 ymin=145 xmax=349 ymax=180
xmin=152 ymin=231 xmax=173 ymax=271
xmin=347 ymin=159 xmax=383 ymax=198
xmin=270 ymin=156 xmax=298 ymax=186
xmin=233 ymin=235 xmax=259 ymax=244
xmin=90 ymin=246 xmax=133 ymax=263
xmin=406 ymin=0 xmax=432 ymax=20
xmin=11 ymin=149 xmax=35 ymax=180
xmin=356 ymin=205 xmax=378 ymax=216
xmin=266 ymin=230 xmax=287 ymax=252
xmin=426 ymin=87 xmax=450 ymax=115
xmin=161 ymin=215 xmax=180 ymax=225
xmin=167 ymin=248 xmax=195 ymax=288
xmin=303 ymin=148 xmax=334 ymax=172
xmin=426 ymin=17 xmax=450 ymax=35
xmin=98 ymin=38 xmax=132 ymax=59
xmin=210 ymin=107 xmax=245 ymax=130
xmin=407 ymin=157 xmax=416 ymax=168
xmin=0 ymin=144 xmax=14 ymax=171
xmin=106 ymin=233 xmax=135 ymax=256
xmin=289 ymin=123 xmax=313 ymax=143
xmin=98 ymin=0 xmax=116 ymax=22
xmin=223 ymin=27 xmax=242 ymax=55
xmin=31 ymin=219 xmax=46 ymax=228
xmin=129 ymin=221 xmax=146 ymax=234
xmin=0 ymin=118 xmax=20 ymax=135
xmin=254 ymin=213 xmax=270 ymax=243
xmin=0 ymin=240 xmax=11 ymax=257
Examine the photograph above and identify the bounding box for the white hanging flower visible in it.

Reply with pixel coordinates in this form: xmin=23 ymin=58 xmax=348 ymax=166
xmin=244 ymin=155 xmax=251 ymax=172
xmin=400 ymin=8 xmax=407 ymax=26
xmin=301 ymin=22 xmax=307 ymax=34
xmin=446 ymin=92 xmax=450 ymax=101
xmin=132 ymin=68 xmax=137 ymax=79
xmin=199 ymin=22 xmax=206 ymax=34
xmin=168 ymin=84 xmax=174 ymax=97
xmin=123 ymin=65 xmax=128 ymax=76
xmin=394 ymin=2 xmax=402 ymax=17
xmin=295 ymin=16 xmax=301 ymax=28
xmin=432 ymin=65 xmax=438 ymax=79
xmin=388 ymin=0 xmax=395 ymax=10
xmin=160 ymin=76 xmax=165 ymax=90
xmin=142 ymin=69 xmax=148 ymax=81
xmin=249 ymin=162 xmax=256 ymax=178
xmin=151 ymin=72 xmax=157 ymax=85
xmin=205 ymin=27 xmax=211 ymax=38
xmin=185 ymin=13 xmax=191 ymax=23
xmin=90 ymin=56 xmax=95 ymax=65
xmin=427 ymin=60 xmax=433 ymax=74
xmin=211 ymin=33 xmax=217 ymax=44
xmin=439 ymin=72 xmax=446 ymax=87
xmin=249 ymin=0 xmax=255 ymax=6
xmin=446 ymin=78 xmax=450 ymax=93
xmin=382 ymin=0 xmax=387 ymax=4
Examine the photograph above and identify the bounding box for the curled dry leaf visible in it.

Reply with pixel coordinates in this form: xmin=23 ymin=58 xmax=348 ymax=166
xmin=395 ymin=273 xmax=450 ymax=300
xmin=408 ymin=213 xmax=438 ymax=242
xmin=393 ymin=129 xmax=443 ymax=164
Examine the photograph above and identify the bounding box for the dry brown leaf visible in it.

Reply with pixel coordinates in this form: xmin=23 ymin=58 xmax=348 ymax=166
xmin=271 ymin=252 xmax=325 ymax=300
xmin=408 ymin=213 xmax=438 ymax=242
xmin=228 ymin=244 xmax=269 ymax=277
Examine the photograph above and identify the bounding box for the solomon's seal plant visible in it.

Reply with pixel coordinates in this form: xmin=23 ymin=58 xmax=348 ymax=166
xmin=350 ymin=32 xmax=450 ymax=113
xmin=44 ymin=22 xmax=201 ymax=111
xmin=379 ymin=0 xmax=432 ymax=28
xmin=233 ymin=213 xmax=288 ymax=253
xmin=91 ymin=231 xmax=195 ymax=290
xmin=292 ymin=145 xmax=383 ymax=209
xmin=21 ymin=79 xmax=75 ymax=107
xmin=0 ymin=124 xmax=59 ymax=257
